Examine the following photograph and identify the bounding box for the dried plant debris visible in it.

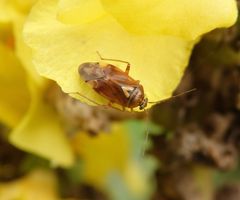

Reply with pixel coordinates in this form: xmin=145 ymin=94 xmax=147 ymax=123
xmin=153 ymin=166 xmax=204 ymax=200
xmin=215 ymin=183 xmax=240 ymax=200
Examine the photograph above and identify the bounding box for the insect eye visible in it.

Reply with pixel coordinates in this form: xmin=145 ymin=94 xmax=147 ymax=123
xmin=139 ymin=98 xmax=148 ymax=110
xmin=139 ymin=104 xmax=144 ymax=110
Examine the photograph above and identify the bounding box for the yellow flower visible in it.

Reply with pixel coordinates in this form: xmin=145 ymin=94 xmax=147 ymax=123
xmin=1 ymin=2 xmax=159 ymax=196
xmin=71 ymin=121 xmax=157 ymax=200
xmin=0 ymin=46 xmax=74 ymax=167
xmin=0 ymin=169 xmax=60 ymax=200
xmin=0 ymin=1 xmax=74 ymax=167
xmin=100 ymin=0 xmax=237 ymax=39
xmin=23 ymin=0 xmax=238 ymax=110
xmin=9 ymin=79 xmax=74 ymax=167
xmin=0 ymin=43 xmax=30 ymax=127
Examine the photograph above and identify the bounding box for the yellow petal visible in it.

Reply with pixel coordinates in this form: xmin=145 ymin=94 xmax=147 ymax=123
xmin=71 ymin=124 xmax=129 ymax=187
xmin=71 ymin=121 xmax=157 ymax=199
xmin=0 ymin=43 xmax=30 ymax=127
xmin=0 ymin=1 xmax=13 ymax=22
xmin=0 ymin=0 xmax=43 ymax=84
xmin=0 ymin=169 xmax=60 ymax=200
xmin=24 ymin=0 xmax=194 ymax=110
xmin=10 ymin=80 xmax=74 ymax=167
xmin=12 ymin=12 xmax=45 ymax=85
xmin=0 ymin=0 xmax=44 ymax=84
xmin=0 ymin=0 xmax=37 ymax=20
xmin=0 ymin=0 xmax=73 ymax=167
xmin=101 ymin=0 xmax=238 ymax=39
xmin=8 ymin=0 xmax=37 ymax=14
xmin=57 ymin=0 xmax=106 ymax=24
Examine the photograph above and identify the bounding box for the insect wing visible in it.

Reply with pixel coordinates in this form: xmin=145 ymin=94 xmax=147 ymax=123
xmin=104 ymin=64 xmax=137 ymax=83
xmin=94 ymin=65 xmax=141 ymax=107
xmin=93 ymin=79 xmax=129 ymax=106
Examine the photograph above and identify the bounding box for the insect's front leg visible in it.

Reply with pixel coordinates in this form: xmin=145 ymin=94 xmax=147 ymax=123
xmin=125 ymin=64 xmax=130 ymax=74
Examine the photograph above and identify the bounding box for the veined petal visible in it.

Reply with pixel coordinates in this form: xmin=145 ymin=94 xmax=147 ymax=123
xmin=101 ymin=0 xmax=238 ymax=39
xmin=24 ymin=0 xmax=194 ymax=110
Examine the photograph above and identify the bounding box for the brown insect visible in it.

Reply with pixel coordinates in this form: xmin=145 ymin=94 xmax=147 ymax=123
xmin=78 ymin=52 xmax=148 ymax=111
xmin=76 ymin=52 xmax=196 ymax=155
xmin=77 ymin=52 xmax=195 ymax=111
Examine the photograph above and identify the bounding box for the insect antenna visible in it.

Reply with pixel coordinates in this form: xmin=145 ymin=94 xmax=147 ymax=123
xmin=68 ymin=92 xmax=102 ymax=106
xmin=148 ymin=88 xmax=197 ymax=104
xmin=96 ymin=51 xmax=130 ymax=66
xmin=141 ymin=88 xmax=196 ymax=156
xmin=141 ymin=108 xmax=151 ymax=156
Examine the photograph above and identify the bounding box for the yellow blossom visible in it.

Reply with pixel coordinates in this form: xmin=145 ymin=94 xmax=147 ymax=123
xmin=9 ymin=79 xmax=74 ymax=167
xmin=23 ymin=0 xmax=238 ymax=110
xmin=0 ymin=1 xmax=74 ymax=167
xmin=0 ymin=45 xmax=74 ymax=167
xmin=100 ymin=0 xmax=238 ymax=39
xmin=0 ymin=43 xmax=30 ymax=127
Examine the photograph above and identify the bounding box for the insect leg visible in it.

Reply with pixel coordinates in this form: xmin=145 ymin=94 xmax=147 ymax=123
xmin=125 ymin=64 xmax=130 ymax=74
xmin=148 ymin=88 xmax=197 ymax=104
xmin=141 ymin=109 xmax=150 ymax=156
xmin=96 ymin=51 xmax=130 ymax=69
xmin=70 ymin=92 xmax=125 ymax=111
xmin=68 ymin=92 xmax=102 ymax=106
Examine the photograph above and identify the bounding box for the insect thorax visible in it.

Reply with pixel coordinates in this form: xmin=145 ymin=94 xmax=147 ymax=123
xmin=122 ymin=85 xmax=145 ymax=108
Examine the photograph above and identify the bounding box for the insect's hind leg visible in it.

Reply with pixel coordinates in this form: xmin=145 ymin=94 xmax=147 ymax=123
xmin=68 ymin=92 xmax=124 ymax=111
xmin=96 ymin=51 xmax=131 ymax=74
xmin=125 ymin=64 xmax=130 ymax=74
xmin=68 ymin=92 xmax=102 ymax=106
